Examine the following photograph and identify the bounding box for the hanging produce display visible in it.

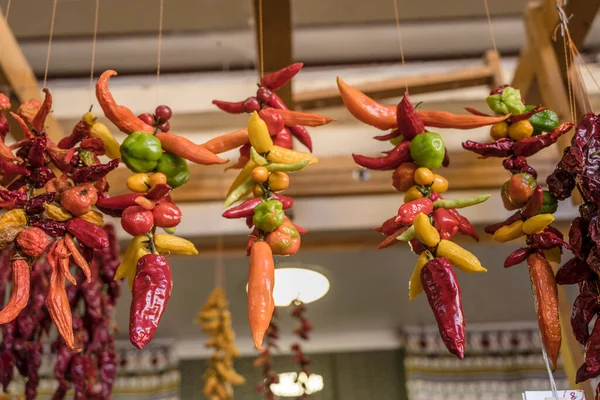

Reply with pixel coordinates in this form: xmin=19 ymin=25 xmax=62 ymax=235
xmin=206 ymin=63 xmax=334 ymax=168
xmin=544 ymin=112 xmax=600 ymax=387
xmin=253 ymin=309 xmax=280 ymax=400
xmin=0 ymin=89 xmax=123 ymax=399
xmin=221 ymin=111 xmax=314 ymax=350
xmin=290 ymin=301 xmax=313 ymax=399
xmin=336 ymin=79 xmax=503 ymax=358
xmin=197 ymin=287 xmax=245 ymax=399
xmin=460 ymin=84 xmax=574 ymax=370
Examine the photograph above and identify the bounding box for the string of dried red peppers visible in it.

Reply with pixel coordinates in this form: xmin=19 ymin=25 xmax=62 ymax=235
xmin=461 ymin=84 xmax=574 ymax=370
xmin=335 ymin=79 xmax=505 ymax=358
xmin=253 ymin=310 xmax=280 ymax=400
xmin=290 ymin=301 xmax=313 ymax=400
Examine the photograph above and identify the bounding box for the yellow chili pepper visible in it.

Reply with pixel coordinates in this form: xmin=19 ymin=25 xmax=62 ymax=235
xmin=114 ymin=236 xmax=147 ymax=281
xmin=492 ymin=220 xmax=525 ymax=243
xmin=83 ymin=111 xmax=121 ymax=159
xmin=413 ymin=213 xmax=440 ymax=247
xmin=226 ymin=160 xmax=257 ymax=197
xmin=154 ymin=234 xmax=199 ymax=255
xmin=404 ymin=185 xmax=423 ymax=202
xmin=544 ymin=248 xmax=562 ymax=264
xmin=0 ymin=209 xmax=27 ymax=247
xmin=436 ymin=239 xmax=487 ymax=273
xmin=248 ymin=112 xmax=274 ymax=154
xmin=266 ymin=145 xmax=318 ymax=165
xmin=409 ymin=251 xmax=430 ymax=300
xmin=79 ymin=210 xmax=104 ymax=227
xmin=43 ymin=203 xmax=73 ymax=222
xmin=128 ymin=247 xmax=151 ymax=290
xmin=522 ymin=214 xmax=555 ymax=235
xmin=126 ymin=173 xmax=150 ymax=193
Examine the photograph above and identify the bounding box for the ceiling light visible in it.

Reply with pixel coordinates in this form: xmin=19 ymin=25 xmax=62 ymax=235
xmin=270 ymin=372 xmax=324 ymax=397
xmin=246 ymin=265 xmax=330 ymax=307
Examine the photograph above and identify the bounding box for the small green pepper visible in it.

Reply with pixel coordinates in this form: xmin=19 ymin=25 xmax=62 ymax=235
xmin=120 ymin=131 xmax=163 ymax=173
xmin=396 ymin=225 xmax=416 ymax=241
xmin=432 ymin=194 xmax=491 ymax=210
xmin=538 ymin=190 xmax=558 ymax=215
xmin=253 ymin=200 xmax=285 ymax=232
xmin=409 ymin=132 xmax=445 ymax=169
xmin=156 ymin=152 xmax=190 ymax=188
xmin=222 ymin=176 xmax=254 ymax=208
xmin=528 ymin=109 xmax=559 ymax=135
xmin=486 ymin=87 xmax=526 ymax=115
xmin=266 ymin=159 xmax=310 ymax=173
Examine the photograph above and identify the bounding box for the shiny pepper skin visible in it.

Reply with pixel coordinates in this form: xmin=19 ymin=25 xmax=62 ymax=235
xmin=129 ymin=254 xmax=173 ymax=349
xmin=248 ymin=242 xmax=275 ymax=350
xmin=421 ymin=257 xmax=465 ymax=358
xmin=397 ymin=198 xmax=433 ymax=225
xmin=16 ymin=227 xmax=51 ymax=257
xmin=66 ymin=218 xmax=109 ymax=250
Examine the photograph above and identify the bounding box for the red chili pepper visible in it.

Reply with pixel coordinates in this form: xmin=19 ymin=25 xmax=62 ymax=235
xmin=375 ymin=215 xmax=404 ymax=236
xmin=80 ymin=137 xmax=105 ymax=155
xmin=585 ymin=318 xmax=600 ymax=377
xmin=0 ymin=259 xmax=30 ymax=324
xmin=223 ymin=198 xmax=263 ymax=219
xmin=145 ymin=183 xmax=171 ymax=201
xmin=528 ymin=231 xmax=569 ymax=251
xmin=576 ymin=362 xmax=594 ymax=384
xmin=409 ymin=237 xmax=427 ymax=255
xmin=442 ymin=149 xmax=450 ymax=167
xmin=352 ymin=141 xmax=411 ymax=170
xmin=504 ymin=247 xmax=532 ymax=268
xmin=521 ymin=185 xmax=544 ymax=218
xmin=571 ymin=291 xmax=599 ymax=345
xmin=421 ymin=257 xmax=465 ymax=359
xmin=462 ymin=138 xmax=515 ymax=158
xmin=212 ymin=100 xmax=246 ymax=114
xmin=95 ymin=193 xmax=144 ymax=217
xmin=373 ymin=129 xmax=401 ymax=141
xmin=32 ymin=88 xmax=52 ymax=133
xmin=260 ymin=63 xmax=303 ymax=91
xmin=273 ymin=193 xmax=294 ymax=209
xmin=376 ymin=226 xmax=409 ymax=250
xmin=258 ymin=108 xmax=285 ymax=135
xmin=288 ymin=125 xmax=313 ymax=152
xmin=129 ymin=254 xmax=172 ymax=350
xmin=430 ymin=194 xmax=479 ymax=241
xmin=397 ymin=198 xmax=433 ymax=225
xmin=432 ymin=208 xmax=459 ymax=240
xmin=507 ymin=106 xmax=547 ymax=123
xmin=58 ymin=121 xmax=89 ymax=149
xmin=272 ymin=128 xmax=293 ymax=149
xmin=396 ymin=93 xmax=425 ymax=140
xmin=293 ymin=222 xmax=308 ymax=235
xmin=0 ymin=160 xmax=29 ymax=177
xmin=70 ymin=158 xmax=120 ymax=184
xmin=66 ymin=218 xmax=109 ymax=250
xmin=25 ymin=192 xmax=56 ymax=215
xmin=30 ymin=219 xmax=67 ymax=237
xmin=484 ymin=211 xmax=523 ymax=234
xmin=27 ymin=134 xmax=47 ymax=168
xmin=513 ymin=122 xmax=575 ymax=157
xmin=555 ymin=258 xmax=592 ymax=285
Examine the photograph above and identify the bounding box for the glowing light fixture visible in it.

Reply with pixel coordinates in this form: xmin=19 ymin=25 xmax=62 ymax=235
xmin=246 ymin=264 xmax=330 ymax=307
xmin=270 ymin=372 xmax=324 ymax=397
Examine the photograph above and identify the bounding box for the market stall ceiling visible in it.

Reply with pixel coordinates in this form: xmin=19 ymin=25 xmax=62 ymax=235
xmin=7 ymin=0 xmax=529 ymax=38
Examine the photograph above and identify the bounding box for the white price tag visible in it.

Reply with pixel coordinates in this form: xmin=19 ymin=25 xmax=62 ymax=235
xmin=522 ymin=390 xmax=584 ymax=400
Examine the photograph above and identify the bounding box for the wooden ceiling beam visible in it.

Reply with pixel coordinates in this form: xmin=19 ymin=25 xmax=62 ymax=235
xmin=0 ymin=11 xmax=65 ymax=142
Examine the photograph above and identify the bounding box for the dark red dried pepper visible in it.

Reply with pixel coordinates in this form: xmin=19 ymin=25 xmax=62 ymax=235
xmin=95 ymin=193 xmax=144 ymax=217
xmin=528 ymin=231 xmax=569 ymax=251
xmin=145 ymin=183 xmax=171 ymax=201
xmin=352 ymin=141 xmax=411 ymax=170
xmin=462 ymin=138 xmax=514 ymax=158
xmin=571 ymin=291 xmax=599 ymax=345
xmin=25 ymin=192 xmax=56 ymax=215
xmin=31 ymin=88 xmax=52 ymax=133
xmin=376 ymin=226 xmax=409 ymax=250
xmin=521 ymin=185 xmax=544 ymax=218
xmin=27 ymin=134 xmax=47 ymax=168
xmin=70 ymin=158 xmax=120 ymax=184
xmin=556 ymin=258 xmax=592 ymax=285
xmin=396 ymin=93 xmax=425 ymax=140
xmin=513 ymin=122 xmax=574 ymax=157
xmin=66 ymin=218 xmax=109 ymax=250
xmin=504 ymin=247 xmax=532 ymax=268
xmin=585 ymin=318 xmax=600 ymax=377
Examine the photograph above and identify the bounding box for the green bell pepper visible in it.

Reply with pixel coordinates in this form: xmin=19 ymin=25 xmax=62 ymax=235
xmin=486 ymin=87 xmax=526 ymax=115
xmin=529 ymin=109 xmax=559 ymax=135
xmin=156 ymin=152 xmax=190 ymax=188
xmin=253 ymin=200 xmax=285 ymax=232
xmin=120 ymin=131 xmax=163 ymax=173
xmin=409 ymin=132 xmax=445 ymax=169
xmin=538 ymin=190 xmax=558 ymax=215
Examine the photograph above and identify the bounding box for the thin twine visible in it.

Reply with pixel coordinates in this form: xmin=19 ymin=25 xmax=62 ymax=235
xmin=483 ymin=0 xmax=498 ymax=56
xmin=257 ymin=0 xmax=265 ymax=78
xmin=540 ymin=334 xmax=559 ymax=400
xmin=4 ymin=0 xmax=11 ymax=21
xmin=562 ymin=30 xmax=575 ymax=121
xmin=215 ymin=236 xmax=224 ymax=288
xmin=156 ymin=0 xmax=164 ymax=105
xmin=42 ymin=0 xmax=58 ymax=89
xmin=89 ymin=0 xmax=100 ymax=105
xmin=392 ymin=0 xmax=407 ymax=93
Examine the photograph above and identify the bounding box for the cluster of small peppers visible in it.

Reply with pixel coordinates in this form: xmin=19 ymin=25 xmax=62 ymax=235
xmin=197 ymin=287 xmax=245 ymax=399
xmin=461 ymin=85 xmax=575 ymax=370
xmin=336 ymin=80 xmax=510 ymax=358
xmin=207 ymin=63 xmax=334 ymax=167
xmin=253 ymin=310 xmax=280 ymax=400
xmin=222 ymin=112 xmax=315 ymax=351
xmin=0 ymin=88 xmax=125 ymax=399
xmin=290 ymin=302 xmax=312 ymax=400
xmin=544 ymin=113 xmax=600 ymax=391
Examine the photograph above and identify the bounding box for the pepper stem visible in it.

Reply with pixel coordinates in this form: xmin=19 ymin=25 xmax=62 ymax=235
xmin=146 ymin=232 xmax=157 ymax=254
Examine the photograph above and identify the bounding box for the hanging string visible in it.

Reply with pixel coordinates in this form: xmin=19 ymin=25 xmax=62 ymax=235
xmin=89 ymin=0 xmax=100 ymax=105
xmin=392 ymin=0 xmax=407 ymax=93
xmin=4 ymin=0 xmax=11 ymax=21
xmin=483 ymin=0 xmax=498 ymax=56
xmin=540 ymin=336 xmax=559 ymax=400
xmin=156 ymin=0 xmax=164 ymax=105
xmin=257 ymin=0 xmax=265 ymax=79
xmin=214 ymin=236 xmax=224 ymax=288
xmin=562 ymin=28 xmax=575 ymax=121
xmin=42 ymin=0 xmax=58 ymax=89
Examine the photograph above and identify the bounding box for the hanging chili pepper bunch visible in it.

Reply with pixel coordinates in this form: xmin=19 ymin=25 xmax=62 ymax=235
xmin=222 ymin=112 xmax=313 ymax=350
xmin=207 ymin=63 xmax=334 ymax=168
xmin=544 ymin=113 xmax=600 ymax=388
xmin=337 ymin=78 xmax=497 ymax=358
xmin=0 ymin=88 xmax=125 ymax=399
xmin=197 ymin=287 xmax=245 ymax=399
xmin=290 ymin=301 xmax=312 ymax=400
xmin=253 ymin=310 xmax=280 ymax=400
xmin=460 ymin=84 xmax=575 ymax=370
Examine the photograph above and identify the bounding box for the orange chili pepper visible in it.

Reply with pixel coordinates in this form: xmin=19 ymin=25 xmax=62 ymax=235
xmin=64 ymin=234 xmax=91 ymax=283
xmin=202 ymin=128 xmax=249 ymax=154
xmin=54 ymin=239 xmax=77 ymax=286
xmin=0 ymin=259 xmax=30 ymax=324
xmin=154 ymin=131 xmax=227 ymax=165
xmin=414 ymin=110 xmax=509 ymax=129
xmin=271 ymin=109 xmax=335 ymax=127
xmin=32 ymin=88 xmax=52 ymax=133
xmin=47 ymin=251 xmax=76 ymax=351
xmin=528 ymin=251 xmax=561 ymax=371
xmin=9 ymin=112 xmax=35 ymax=140
xmin=248 ymin=241 xmax=275 ymax=350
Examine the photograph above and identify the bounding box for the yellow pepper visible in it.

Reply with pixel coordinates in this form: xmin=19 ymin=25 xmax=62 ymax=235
xmin=436 ymin=239 xmax=487 ymax=273
xmin=43 ymin=203 xmax=73 ymax=222
xmin=226 ymin=159 xmax=257 ymax=197
xmin=266 ymin=145 xmax=318 ymax=165
xmin=154 ymin=234 xmax=199 ymax=255
xmin=248 ymin=112 xmax=273 ymax=154
xmin=409 ymin=251 xmax=430 ymax=300
xmin=544 ymin=248 xmax=562 ymax=264
xmin=0 ymin=209 xmax=27 ymax=247
xmin=83 ymin=111 xmax=121 ymax=159
xmin=492 ymin=220 xmax=525 ymax=243
xmin=79 ymin=210 xmax=104 ymax=227
xmin=522 ymin=214 xmax=555 ymax=235
xmin=413 ymin=213 xmax=440 ymax=247
xmin=126 ymin=173 xmax=151 ymax=193
xmin=404 ymin=186 xmax=423 ymax=202
xmin=128 ymin=247 xmax=151 ymax=290
xmin=114 ymin=236 xmax=147 ymax=281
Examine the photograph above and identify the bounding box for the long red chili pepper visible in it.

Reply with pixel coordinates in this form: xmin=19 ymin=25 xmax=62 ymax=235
xmin=212 ymin=100 xmax=246 ymax=114
xmin=513 ymin=122 xmax=574 ymax=157
xmin=0 ymin=259 xmax=30 ymax=324
xmin=396 ymin=93 xmax=425 ymax=140
xmin=376 ymin=226 xmax=409 ymax=250
xmin=462 ymin=138 xmax=515 ymax=158
xmin=260 ymin=63 xmax=303 ymax=91
xmin=248 ymin=242 xmax=275 ymax=350
xmin=352 ymin=141 xmax=411 ymax=170
xmin=504 ymin=247 xmax=533 ymax=268
xmin=46 ymin=253 xmax=76 ymax=351
xmin=32 ymin=89 xmax=52 ymax=133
